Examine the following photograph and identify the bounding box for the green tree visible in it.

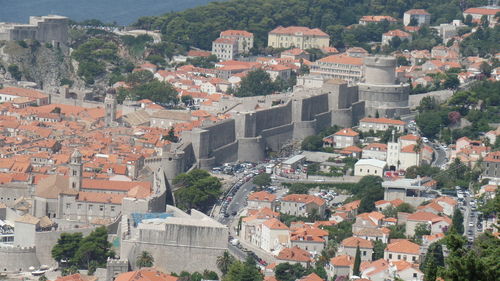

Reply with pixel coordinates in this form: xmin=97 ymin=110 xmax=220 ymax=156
xmin=235 ymin=69 xmax=275 ymax=97
xmin=287 ymin=183 xmax=309 ymax=194
xmin=136 ymin=251 xmax=154 ymax=268
xmin=324 ymin=221 xmax=353 ymax=244
xmin=52 ymin=232 xmax=83 ymax=265
xmin=414 ymin=223 xmax=431 ymax=242
xmin=223 ymin=256 xmax=263 ymax=281
xmin=7 ymin=64 xmax=22 ymax=80
xmin=174 ymin=169 xmax=222 ymax=212
xmin=450 ymin=208 xmax=464 ymax=234
xmin=126 ymin=70 xmax=154 ymax=86
xmin=274 ymin=263 xmax=308 ymax=281
xmin=388 ymin=224 xmax=406 ymax=239
xmin=443 ymin=75 xmax=459 ymax=90
xmin=252 ymin=173 xmax=271 ymax=188
xmin=216 ymin=251 xmax=235 ymax=275
xmin=74 ymin=226 xmax=114 ymax=269
xmin=353 ymin=246 xmax=361 ymax=276
xmin=39 ymin=275 xmax=48 ymax=281
xmin=301 ymin=135 xmax=324 ymax=151
xmin=61 ymin=266 xmax=78 ymax=276
xmin=181 ymin=95 xmax=193 ymax=106
xmin=372 ymin=240 xmax=386 ymax=260
xmin=162 ymin=127 xmax=178 ymax=142
xmin=421 ymin=242 xmax=444 ymax=281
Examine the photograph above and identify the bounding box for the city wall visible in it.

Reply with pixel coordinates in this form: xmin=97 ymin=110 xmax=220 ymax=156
xmin=0 ymin=245 xmax=39 ymax=272
xmin=34 ymin=227 xmax=94 ymax=266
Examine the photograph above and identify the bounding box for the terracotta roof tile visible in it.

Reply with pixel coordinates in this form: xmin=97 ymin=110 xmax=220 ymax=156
xmin=277 ymin=246 xmax=312 ymax=262
xmin=386 ymin=239 xmax=420 ymax=255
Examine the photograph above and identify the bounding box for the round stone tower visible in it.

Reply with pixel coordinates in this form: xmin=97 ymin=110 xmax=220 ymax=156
xmin=358 ymin=56 xmax=410 ymax=118
xmin=364 ymin=56 xmax=397 ymax=85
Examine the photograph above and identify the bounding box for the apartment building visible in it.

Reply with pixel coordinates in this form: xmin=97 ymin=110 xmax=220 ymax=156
xmin=268 ymin=26 xmax=329 ymax=49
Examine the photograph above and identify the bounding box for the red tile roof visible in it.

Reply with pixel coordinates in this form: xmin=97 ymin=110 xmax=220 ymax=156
xmin=248 ymin=191 xmax=277 ymax=202
xmin=386 ymin=239 xmax=420 ymax=255
xmin=334 ymin=128 xmax=359 ymax=137
xmin=277 ymin=246 xmax=312 ymax=262
xmin=270 ymin=26 xmax=328 ymax=37
xmin=282 ymin=194 xmax=325 ymax=206
xmin=360 ymin=117 xmax=406 ymax=125
xmin=220 ymin=29 xmax=253 ymax=37
xmin=263 ymin=218 xmax=289 ymax=230
xmin=317 ymin=54 xmax=364 ymax=66
xmin=115 ymin=269 xmax=178 ymax=281
xmin=464 ymin=7 xmax=500 ymax=16
xmin=330 ymin=254 xmax=354 ymax=267
xmin=405 ymin=9 xmax=430 ymax=15
xmin=341 ymin=236 xmax=374 ymax=248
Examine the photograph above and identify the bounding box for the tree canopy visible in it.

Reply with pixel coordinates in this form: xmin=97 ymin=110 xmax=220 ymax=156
xmin=133 ymin=0 xmax=483 ymax=50
xmin=52 ymin=227 xmax=114 ymax=269
xmin=174 ymin=169 xmax=222 ymax=212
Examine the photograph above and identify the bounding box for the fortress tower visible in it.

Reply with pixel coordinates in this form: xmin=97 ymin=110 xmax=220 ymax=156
xmin=69 ymin=149 xmax=83 ymax=191
xmin=358 ymin=56 xmax=410 ymax=118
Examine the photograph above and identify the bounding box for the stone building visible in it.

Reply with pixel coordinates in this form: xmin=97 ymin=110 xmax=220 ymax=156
xmin=310 ymin=55 xmax=364 ymax=84
xmin=482 ymin=151 xmax=500 ymax=180
xmin=280 ymin=194 xmax=326 ymax=218
xmin=211 ymin=38 xmax=239 ymax=61
xmin=220 ymin=30 xmax=254 ymax=53
xmin=33 ymin=150 xmax=167 ymax=223
xmin=403 ymin=9 xmax=431 ymax=26
xmin=267 ymin=26 xmax=329 ymax=49
xmin=382 ymin=29 xmax=412 ymax=46
xmin=120 ymin=205 xmax=228 ymax=274
xmin=0 ymin=15 xmax=68 ymax=45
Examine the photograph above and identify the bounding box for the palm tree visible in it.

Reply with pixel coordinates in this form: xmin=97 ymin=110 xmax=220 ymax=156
xmin=216 ymin=251 xmax=235 ymax=275
xmin=413 ymin=138 xmax=423 ymax=166
xmin=136 ymin=251 xmax=154 ymax=268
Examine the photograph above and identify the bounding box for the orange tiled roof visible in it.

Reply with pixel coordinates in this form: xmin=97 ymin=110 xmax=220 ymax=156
xmin=386 ymin=239 xmax=420 ymax=255
xmin=220 ymin=29 xmax=253 ymax=37
xmin=270 ymin=26 xmax=328 ymax=37
xmin=334 ymin=128 xmax=359 ymax=137
xmin=263 ymin=218 xmax=289 ymax=230
xmin=341 ymin=236 xmax=373 ymax=248
xmin=360 ymin=15 xmax=398 ymax=23
xmin=330 ymin=254 xmax=354 ymax=267
xmin=282 ymin=194 xmax=325 ymax=206
xmin=248 ymin=191 xmax=277 ymax=202
xmin=405 ymin=9 xmax=430 ymax=15
xmin=277 ymin=246 xmax=312 ymax=262
xmin=317 ymin=54 xmax=363 ymax=66
xmin=360 ymin=117 xmax=406 ymax=125
xmin=115 ymin=269 xmax=178 ymax=281
xmin=464 ymin=7 xmax=500 ymax=15
xmin=384 ymin=29 xmax=411 ymax=37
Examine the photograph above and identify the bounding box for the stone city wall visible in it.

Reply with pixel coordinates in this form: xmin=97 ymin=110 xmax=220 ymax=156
xmin=0 ymin=245 xmax=39 ymax=272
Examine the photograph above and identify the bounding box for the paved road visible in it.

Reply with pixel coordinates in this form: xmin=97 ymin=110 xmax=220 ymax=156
xmin=219 ymin=179 xmax=255 ymax=225
xmin=431 ymin=143 xmax=448 ymax=168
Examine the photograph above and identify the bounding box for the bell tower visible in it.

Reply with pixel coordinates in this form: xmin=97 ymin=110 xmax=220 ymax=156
xmin=69 ymin=149 xmax=83 ymax=191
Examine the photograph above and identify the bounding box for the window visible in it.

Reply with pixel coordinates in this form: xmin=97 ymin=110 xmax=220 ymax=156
xmin=363 ymin=251 xmax=366 ymax=256
xmin=413 ymin=273 xmax=417 ymax=278
xmin=99 ymin=205 xmax=104 ymax=211
xmin=88 ymin=204 xmax=93 ymax=210
xmin=111 ymin=206 xmax=115 ymax=212
xmin=412 ymin=256 xmax=416 ymax=262
xmin=66 ymin=203 xmax=71 ymax=209
xmin=389 ymin=254 xmax=392 ymax=259
xmin=77 ymin=204 xmax=82 ymax=210
xmin=397 ymin=255 xmax=401 ymax=259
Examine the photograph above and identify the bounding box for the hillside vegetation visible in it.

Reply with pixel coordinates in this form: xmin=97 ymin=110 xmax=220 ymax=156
xmin=133 ymin=0 xmax=487 ymax=50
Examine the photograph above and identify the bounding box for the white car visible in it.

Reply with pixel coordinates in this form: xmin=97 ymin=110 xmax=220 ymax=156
xmin=422 ymin=137 xmax=429 ymax=143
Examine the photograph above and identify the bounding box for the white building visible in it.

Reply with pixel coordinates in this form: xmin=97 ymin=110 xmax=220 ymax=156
xmin=211 ymin=38 xmax=238 ymax=61
xmin=354 ymin=159 xmax=386 ymax=177
xmin=403 ymin=9 xmax=431 ymax=26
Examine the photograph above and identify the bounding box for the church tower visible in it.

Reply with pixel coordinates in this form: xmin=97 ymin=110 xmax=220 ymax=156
xmin=69 ymin=149 xmax=83 ymax=191
xmin=105 ymin=88 xmax=117 ymax=127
